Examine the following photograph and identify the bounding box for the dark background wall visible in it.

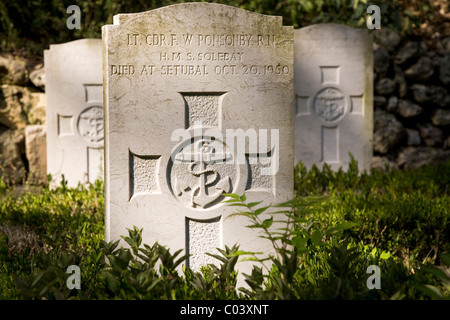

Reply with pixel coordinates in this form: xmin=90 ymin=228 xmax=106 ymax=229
xmin=0 ymin=0 xmax=449 ymax=184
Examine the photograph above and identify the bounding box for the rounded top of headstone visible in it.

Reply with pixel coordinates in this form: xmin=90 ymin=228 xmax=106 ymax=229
xmin=107 ymin=3 xmax=284 ymax=28
xmin=295 ymin=23 xmax=371 ymax=42
xmin=47 ymin=38 xmax=102 ymax=52
xmin=294 ymin=23 xmax=372 ymax=54
xmin=297 ymin=22 xmax=364 ymax=32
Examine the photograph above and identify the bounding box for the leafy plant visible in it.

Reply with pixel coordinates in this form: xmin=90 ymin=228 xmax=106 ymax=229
xmin=221 ymin=193 xmax=377 ymax=299
xmin=1 ymin=160 xmax=449 ymax=300
xmin=417 ymin=253 xmax=450 ymax=300
xmin=0 ymin=0 xmax=435 ymax=55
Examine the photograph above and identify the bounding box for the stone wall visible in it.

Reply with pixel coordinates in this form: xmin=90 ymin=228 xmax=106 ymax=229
xmin=372 ymin=28 xmax=450 ymax=170
xmin=0 ymin=27 xmax=450 ymax=185
xmin=0 ymin=53 xmax=46 ymax=184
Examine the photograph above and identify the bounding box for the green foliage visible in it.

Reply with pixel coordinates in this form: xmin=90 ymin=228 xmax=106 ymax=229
xmin=0 ymin=0 xmax=433 ymax=55
xmin=295 ymin=158 xmax=450 ymax=268
xmin=0 ymin=177 xmax=104 ymax=299
xmin=0 ymin=160 xmax=449 ymax=299
xmin=410 ymin=252 xmax=450 ymax=300
xmin=12 ymin=226 xmax=245 ymax=300
xmin=216 ymin=192 xmax=447 ymax=300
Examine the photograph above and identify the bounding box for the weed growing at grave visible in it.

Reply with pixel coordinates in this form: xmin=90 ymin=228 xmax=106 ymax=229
xmin=294 ymin=158 xmax=450 ymax=269
xmin=221 ymin=192 xmax=449 ymax=300
xmin=0 ymin=159 xmax=449 ymax=299
xmin=0 ymin=176 xmax=105 ymax=299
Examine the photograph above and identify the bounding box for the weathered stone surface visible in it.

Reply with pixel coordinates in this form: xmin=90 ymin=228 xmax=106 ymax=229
xmin=372 ymin=155 xmax=399 ymax=170
xmin=431 ymin=109 xmax=450 ymax=126
xmin=443 ymin=37 xmax=450 ymax=51
xmin=375 ymin=78 xmax=396 ymax=95
xmin=386 ymin=96 xmax=398 ymax=112
xmin=0 ymin=85 xmax=33 ymax=130
xmin=405 ymin=128 xmax=421 ymax=146
xmin=0 ymin=84 xmax=45 ymax=134
xmin=404 ymin=56 xmax=434 ymax=82
xmin=294 ymin=23 xmax=373 ymax=172
xmin=0 ymin=53 xmax=28 ymax=86
xmin=28 ymin=92 xmax=46 ymax=125
xmin=103 ymin=3 xmax=294 ymax=275
xmin=25 ymin=125 xmax=47 ymax=185
xmin=373 ymin=48 xmax=390 ymax=77
xmin=418 ymin=123 xmax=443 ymax=147
xmin=29 ymin=63 xmax=45 ymax=91
xmin=395 ymin=41 xmax=419 ymax=65
xmin=438 ymin=53 xmax=450 ymax=85
xmin=394 ymin=65 xmax=408 ymax=97
xmin=374 ymin=28 xmax=401 ymax=52
xmin=444 ymin=136 xmax=450 ymax=149
xmin=45 ymin=39 xmax=104 ymax=188
xmin=373 ymin=109 xmax=404 ymax=154
xmin=396 ymin=147 xmax=450 ymax=169
xmin=0 ymin=129 xmax=26 ymax=184
xmin=396 ymin=99 xmax=423 ymax=118
xmin=410 ymin=84 xmax=450 ymax=108
xmin=374 ymin=95 xmax=387 ymax=108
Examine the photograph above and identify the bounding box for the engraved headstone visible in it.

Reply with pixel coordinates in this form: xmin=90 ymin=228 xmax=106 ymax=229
xmin=45 ymin=39 xmax=104 ymax=187
xmin=103 ymin=3 xmax=293 ymax=273
xmin=294 ymin=24 xmax=373 ymax=171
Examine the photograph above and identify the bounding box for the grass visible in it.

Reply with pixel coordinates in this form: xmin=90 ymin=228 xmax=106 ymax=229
xmin=0 ymin=159 xmax=449 ymax=300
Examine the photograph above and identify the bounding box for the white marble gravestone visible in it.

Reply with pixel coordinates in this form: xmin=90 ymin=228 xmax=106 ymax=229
xmin=294 ymin=24 xmax=373 ymax=171
xmin=103 ymin=3 xmax=293 ymax=273
xmin=45 ymin=39 xmax=104 ymax=187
